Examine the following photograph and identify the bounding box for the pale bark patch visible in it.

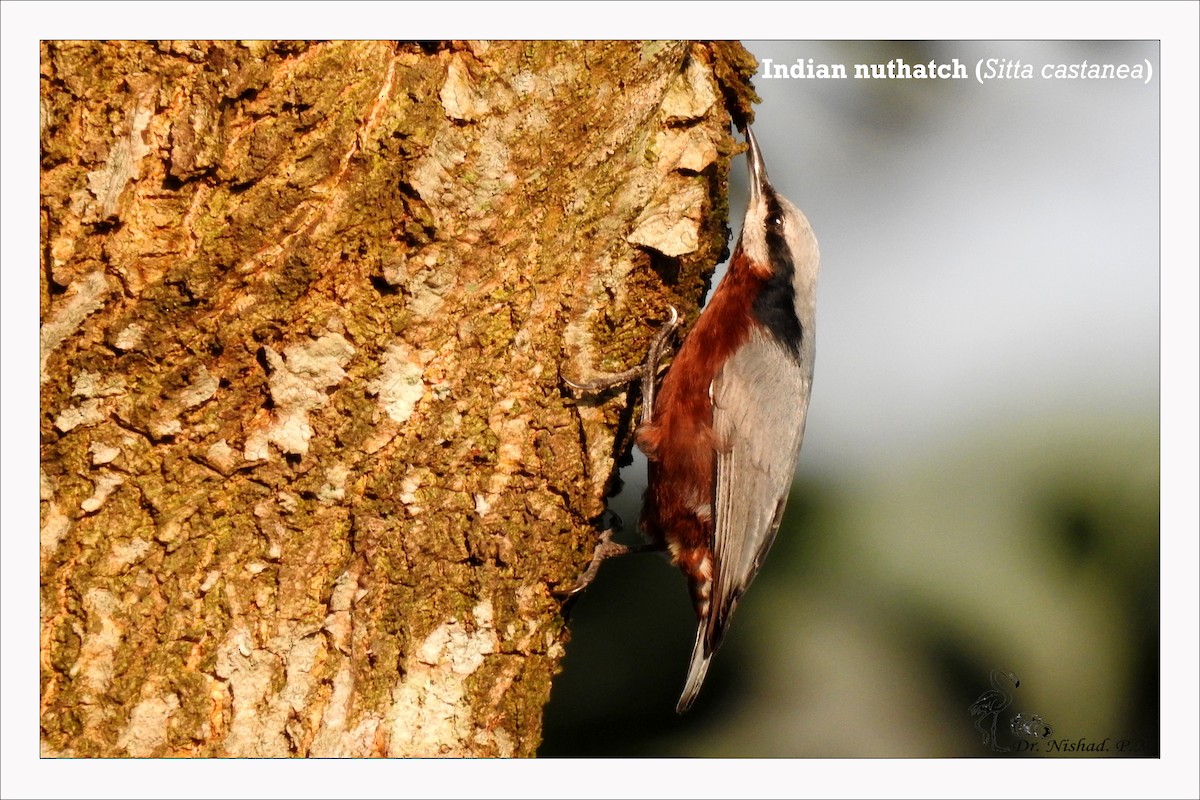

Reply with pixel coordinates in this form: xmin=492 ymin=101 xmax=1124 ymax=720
xmin=54 ymin=398 xmax=108 ymax=433
xmin=102 ymin=537 xmax=151 ymax=575
xmin=387 ymin=600 xmax=506 ymax=757
xmin=86 ymin=88 xmax=154 ymax=218
xmin=80 ymin=471 xmax=124 ymax=513
xmin=110 ymin=322 xmax=146 ymax=351
xmin=89 ymin=441 xmax=122 ymax=465
xmin=627 ymin=174 xmax=708 ymax=257
xmin=662 ymin=54 xmax=718 ymax=121
xmin=117 ymin=690 xmax=181 ymax=757
xmin=40 ymin=501 xmax=72 ymax=559
xmin=244 ymin=332 xmax=355 ymax=460
xmin=655 ymin=126 xmax=720 ymax=174
xmin=214 ymin=625 xmax=284 ymax=756
xmin=72 ymin=370 xmax=129 ymax=399
xmin=71 ymin=588 xmax=124 ymax=694
xmin=369 ymin=342 xmax=426 ymax=424
xmin=202 ymin=439 xmax=239 ymax=475
xmin=316 ymin=463 xmax=351 ymax=503
xmin=40 ymin=271 xmax=111 ymax=384
xmin=308 ymin=662 xmax=363 ymax=757
xmin=321 ymin=568 xmax=359 ymax=655
xmin=177 ymin=365 xmax=220 ymax=409
xmin=441 ymin=54 xmax=490 ymax=121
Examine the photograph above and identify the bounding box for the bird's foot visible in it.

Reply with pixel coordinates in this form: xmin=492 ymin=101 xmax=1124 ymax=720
xmin=562 ymin=307 xmax=681 ymax=423
xmin=555 ymin=528 xmax=662 ymax=598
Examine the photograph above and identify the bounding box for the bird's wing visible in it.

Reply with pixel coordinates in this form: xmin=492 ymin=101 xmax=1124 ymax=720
xmin=706 ymin=326 xmax=811 ymax=652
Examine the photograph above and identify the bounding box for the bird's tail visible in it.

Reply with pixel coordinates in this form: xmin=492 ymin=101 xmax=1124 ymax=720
xmin=675 ymin=624 xmax=712 ymax=714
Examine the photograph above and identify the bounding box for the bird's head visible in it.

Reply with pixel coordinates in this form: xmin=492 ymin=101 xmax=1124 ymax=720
xmin=735 ymin=125 xmax=820 ymax=295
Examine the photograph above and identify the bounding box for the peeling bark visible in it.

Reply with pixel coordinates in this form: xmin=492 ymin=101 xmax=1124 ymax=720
xmin=39 ymin=39 xmax=758 ymax=757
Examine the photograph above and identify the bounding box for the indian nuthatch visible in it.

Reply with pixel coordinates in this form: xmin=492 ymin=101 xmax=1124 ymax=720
xmin=565 ymin=125 xmax=820 ymax=713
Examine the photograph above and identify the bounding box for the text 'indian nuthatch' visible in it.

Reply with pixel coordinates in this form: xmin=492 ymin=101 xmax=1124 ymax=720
xmin=565 ymin=125 xmax=820 ymax=713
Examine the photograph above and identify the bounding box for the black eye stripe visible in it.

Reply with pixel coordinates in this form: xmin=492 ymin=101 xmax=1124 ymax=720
xmin=755 ymin=194 xmax=804 ymax=360
xmin=762 ymin=190 xmax=784 ymax=229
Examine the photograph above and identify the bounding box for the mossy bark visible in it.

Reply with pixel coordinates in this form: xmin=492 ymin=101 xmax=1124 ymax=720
xmin=39 ymin=39 xmax=758 ymax=757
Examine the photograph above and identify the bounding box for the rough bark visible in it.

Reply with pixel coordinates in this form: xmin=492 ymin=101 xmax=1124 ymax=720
xmin=39 ymin=39 xmax=758 ymax=757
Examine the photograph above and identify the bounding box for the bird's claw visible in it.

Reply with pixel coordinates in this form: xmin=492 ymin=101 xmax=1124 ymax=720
xmin=555 ymin=529 xmax=632 ymax=598
xmin=561 ymin=306 xmax=682 ymax=397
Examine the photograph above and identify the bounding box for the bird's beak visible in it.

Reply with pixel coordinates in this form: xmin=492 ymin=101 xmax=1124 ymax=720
xmin=745 ymin=125 xmax=771 ymax=205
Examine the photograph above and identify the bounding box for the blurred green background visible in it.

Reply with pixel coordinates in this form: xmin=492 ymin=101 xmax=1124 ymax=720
xmin=539 ymin=41 xmax=1159 ymax=758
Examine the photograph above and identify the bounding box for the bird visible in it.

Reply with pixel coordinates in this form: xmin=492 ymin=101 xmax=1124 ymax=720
xmin=564 ymin=124 xmax=820 ymax=713
xmin=969 ymin=668 xmax=1020 ymax=752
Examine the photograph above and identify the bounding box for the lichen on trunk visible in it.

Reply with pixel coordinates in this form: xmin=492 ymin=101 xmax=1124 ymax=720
xmin=39 ymin=39 xmax=758 ymax=757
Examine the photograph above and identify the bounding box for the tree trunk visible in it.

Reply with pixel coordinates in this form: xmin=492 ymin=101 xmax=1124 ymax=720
xmin=39 ymin=39 xmax=757 ymax=757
